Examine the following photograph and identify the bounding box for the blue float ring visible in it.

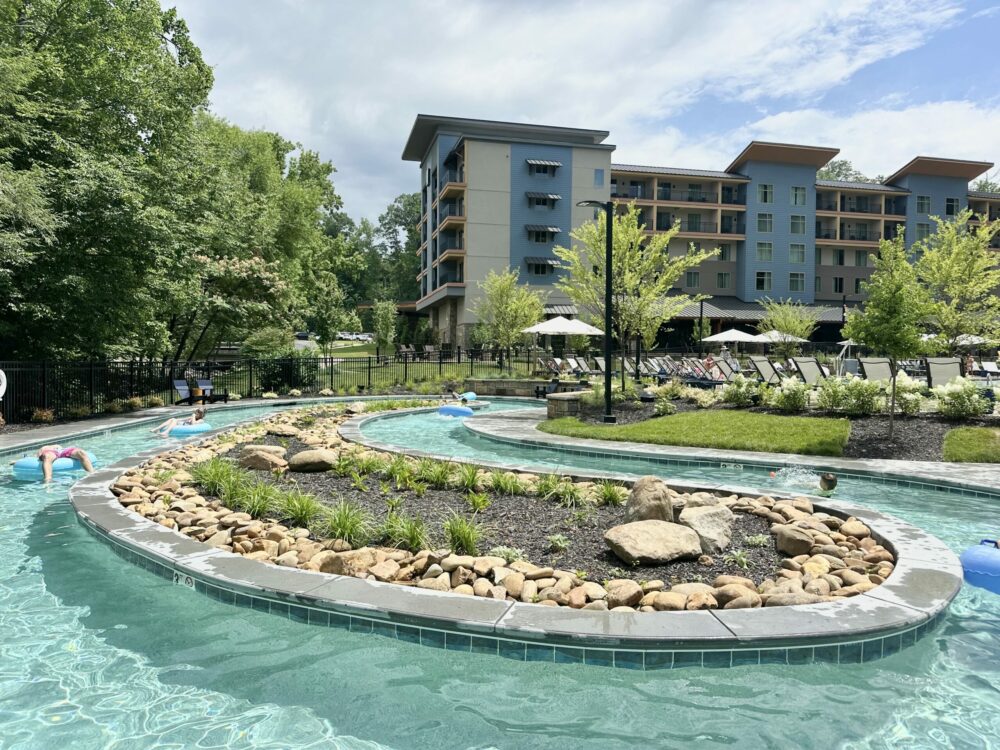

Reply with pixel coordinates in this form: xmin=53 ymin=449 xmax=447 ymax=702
xmin=438 ymin=405 xmax=474 ymax=418
xmin=167 ymin=422 xmax=213 ymax=437
xmin=11 ymin=452 xmax=97 ymax=481
xmin=460 ymin=391 xmax=477 ymax=401
xmin=960 ymin=539 xmax=1000 ymax=595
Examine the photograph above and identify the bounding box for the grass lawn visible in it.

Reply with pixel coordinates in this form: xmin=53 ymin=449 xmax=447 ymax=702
xmin=539 ymin=410 xmax=851 ymax=457
xmin=942 ymin=427 xmax=1000 ymax=462
xmin=329 ymin=342 xmax=377 ymax=356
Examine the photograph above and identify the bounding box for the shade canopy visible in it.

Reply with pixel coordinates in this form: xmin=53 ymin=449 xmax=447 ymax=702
xmin=522 ymin=316 xmax=604 ymax=336
xmin=702 ymin=328 xmax=759 ymax=343
xmin=752 ymin=329 xmax=808 ymax=344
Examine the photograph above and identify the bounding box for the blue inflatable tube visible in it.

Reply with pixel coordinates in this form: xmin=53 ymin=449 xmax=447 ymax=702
xmin=167 ymin=422 xmax=213 ymax=437
xmin=12 ymin=452 xmax=97 ymax=481
xmin=460 ymin=391 xmax=477 ymax=401
xmin=438 ymin=405 xmax=474 ymax=418
xmin=961 ymin=539 xmax=1000 ymax=594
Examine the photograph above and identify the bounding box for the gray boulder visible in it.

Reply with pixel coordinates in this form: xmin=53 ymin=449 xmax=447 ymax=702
xmin=625 ymin=476 xmax=674 ymax=523
xmin=604 ymin=520 xmax=701 ymax=565
xmin=678 ymin=505 xmax=735 ymax=554
xmin=287 ymin=448 xmax=339 ymax=472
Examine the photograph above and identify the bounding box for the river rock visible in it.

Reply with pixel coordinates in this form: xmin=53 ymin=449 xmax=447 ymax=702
xmin=678 ymin=505 xmax=734 ymax=554
xmin=625 ymin=476 xmax=674 ymax=522
xmin=764 ymin=592 xmax=824 ymax=606
xmin=287 ymin=449 xmax=339 ymax=472
xmin=370 ymin=559 xmax=401 ymax=582
xmin=650 ymin=591 xmax=688 ymax=611
xmin=670 ymin=582 xmax=715 ymax=596
xmin=239 ymin=451 xmax=288 ymax=471
xmin=604 ymin=520 xmax=701 ymax=564
xmin=318 ymin=548 xmax=377 ymax=576
xmin=774 ymin=525 xmax=814 ymax=556
xmin=242 ymin=444 xmax=286 ymax=457
xmin=605 ymin=579 xmax=643 ymax=608
xmin=840 ymin=519 xmax=871 ymax=538
xmin=267 ymin=424 xmax=301 ymax=437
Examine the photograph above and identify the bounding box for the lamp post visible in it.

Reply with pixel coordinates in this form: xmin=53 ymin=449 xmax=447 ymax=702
xmin=577 ymin=200 xmax=616 ymax=423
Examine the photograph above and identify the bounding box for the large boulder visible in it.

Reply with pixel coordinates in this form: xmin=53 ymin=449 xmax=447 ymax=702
xmin=773 ymin=525 xmax=814 ymax=556
xmin=604 ymin=520 xmax=701 ymax=565
xmin=605 ymin=579 xmax=643 ymax=608
xmin=625 ymin=476 xmax=674 ymax=523
xmin=239 ymin=451 xmax=288 ymax=471
xmin=288 ymin=449 xmax=339 ymax=472
xmin=267 ymin=424 xmax=301 ymax=437
xmin=241 ymin=444 xmax=287 ymax=457
xmin=678 ymin=505 xmax=735 ymax=554
xmin=313 ymin=548 xmax=378 ymax=576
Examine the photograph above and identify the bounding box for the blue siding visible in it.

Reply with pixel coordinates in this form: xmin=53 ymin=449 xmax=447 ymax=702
xmin=740 ymin=161 xmax=817 ymax=303
xmin=892 ymin=174 xmax=968 ymax=248
xmin=509 ymin=143 xmax=573 ymax=284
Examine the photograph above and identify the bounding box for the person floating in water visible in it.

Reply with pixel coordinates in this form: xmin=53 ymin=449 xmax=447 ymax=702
xmin=768 ymin=468 xmax=837 ymax=495
xmin=151 ymin=407 xmax=206 ymax=437
xmin=36 ymin=445 xmax=94 ymax=483
xmin=818 ymin=472 xmax=838 ymax=493
xmin=450 ymin=391 xmax=469 ymax=405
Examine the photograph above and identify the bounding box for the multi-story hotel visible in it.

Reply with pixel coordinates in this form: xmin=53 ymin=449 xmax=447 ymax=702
xmin=403 ymin=114 xmax=1000 ymax=346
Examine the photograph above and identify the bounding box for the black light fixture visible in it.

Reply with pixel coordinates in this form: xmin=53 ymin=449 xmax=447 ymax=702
xmin=577 ymin=200 xmax=616 ymax=423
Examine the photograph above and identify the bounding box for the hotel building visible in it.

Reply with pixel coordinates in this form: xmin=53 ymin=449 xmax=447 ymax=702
xmin=403 ymin=114 xmax=1000 ymax=346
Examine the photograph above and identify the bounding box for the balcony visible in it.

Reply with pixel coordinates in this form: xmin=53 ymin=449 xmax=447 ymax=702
xmin=437 ymin=202 xmax=465 ymax=230
xmin=840 ymin=199 xmax=881 ymax=215
xmin=720 ymin=218 xmax=746 ymax=235
xmin=439 ymin=169 xmax=465 ymax=199
xmin=884 ymin=223 xmax=904 ymax=240
xmin=656 ymin=186 xmax=716 ymax=203
xmin=840 ymin=228 xmax=881 ymax=242
xmin=720 ymin=189 xmax=745 ymax=205
xmin=816 ymin=198 xmax=838 ymax=212
xmin=611 ymin=184 xmax=650 ymax=200
xmin=675 ymin=219 xmax=717 ymax=234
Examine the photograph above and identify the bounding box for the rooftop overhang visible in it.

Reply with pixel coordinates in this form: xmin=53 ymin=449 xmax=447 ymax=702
xmin=726 ymin=141 xmax=840 ymax=173
xmin=402 ymin=114 xmax=611 ymax=162
xmin=884 ymin=156 xmax=994 ymax=185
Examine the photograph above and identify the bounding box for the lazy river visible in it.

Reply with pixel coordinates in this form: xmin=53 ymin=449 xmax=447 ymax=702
xmin=1 ymin=399 xmax=998 ymax=748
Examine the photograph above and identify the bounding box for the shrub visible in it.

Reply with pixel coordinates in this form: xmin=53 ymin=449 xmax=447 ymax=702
xmin=594 ymin=479 xmax=628 ymax=506
xmin=384 ymin=455 xmax=415 ymax=487
xmin=229 ymin=393 xmax=242 ymax=401
xmin=843 ymin=377 xmax=884 ymax=416
xmin=125 ymin=397 xmax=144 ymax=411
xmin=543 ymin=479 xmax=589 ymax=507
xmin=681 ymin=387 xmax=718 ymax=409
xmin=487 ymin=545 xmax=525 ymax=564
xmin=191 ymin=458 xmax=242 ymax=497
xmin=720 ymin=374 xmax=760 ymax=408
xmin=279 ymin=489 xmax=324 ymax=527
xmin=894 ymin=371 xmax=925 ymax=416
xmin=653 ymin=398 xmax=677 ymax=417
xmin=534 ymin=473 xmax=562 ymax=498
xmin=104 ymin=402 xmax=124 ymax=414
xmin=486 ymin=470 xmax=525 ymax=496
xmin=354 ymin=453 xmax=388 ymax=476
xmin=233 ymin=481 xmax=281 ymax=518
xmin=546 ymin=533 xmax=571 ymax=553
xmin=816 ymin=376 xmax=848 ymax=411
xmin=743 ymin=534 xmax=771 ymax=548
xmin=651 ymin=379 xmax=686 ymax=400
xmin=30 ymin=407 xmax=56 ymax=423
xmin=443 ymin=513 xmax=482 ymax=555
xmin=147 ymin=396 xmax=165 ymax=408
xmin=382 ymin=512 xmax=430 ymax=551
xmin=66 ymin=406 xmax=91 ymax=420
xmin=287 ymin=388 xmax=302 ymax=397
xmin=453 ymin=463 xmax=481 ymax=492
xmin=318 ymin=388 xmax=335 ymax=397
xmin=318 ymin=500 xmax=374 ymax=546
xmin=261 ymin=391 xmax=279 ymax=399
xmin=933 ymin=377 xmax=992 ymax=419
xmin=415 ymin=458 xmax=454 ymax=488
xmin=465 ymin=491 xmax=491 ymax=513
xmin=768 ymin=378 xmax=809 ymax=413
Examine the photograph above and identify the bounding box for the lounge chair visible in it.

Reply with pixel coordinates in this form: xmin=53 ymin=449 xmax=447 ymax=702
xmin=791 ymin=357 xmax=825 ymax=386
xmin=981 ymin=361 xmax=1000 ymax=377
xmin=574 ymin=358 xmax=595 ymax=376
xmin=195 ymin=378 xmax=229 ymax=404
xmin=173 ymin=379 xmax=207 ymax=406
xmin=715 ymin=358 xmax=740 ymax=382
xmin=534 ymin=379 xmax=560 ymax=399
xmin=925 ymin=357 xmax=962 ymax=387
xmin=749 ymin=356 xmax=781 ymax=384
xmin=563 ymin=357 xmax=584 ymax=376
xmin=858 ymin=358 xmax=893 ymax=382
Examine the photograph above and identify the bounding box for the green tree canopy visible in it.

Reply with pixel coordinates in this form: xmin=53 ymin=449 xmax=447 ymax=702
xmin=816 ymin=159 xmax=881 ymax=183
xmin=469 ymin=269 xmax=545 ymax=355
xmin=756 ymin=298 xmax=819 ymax=360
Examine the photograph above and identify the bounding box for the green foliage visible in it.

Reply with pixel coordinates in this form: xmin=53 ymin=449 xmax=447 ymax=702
xmin=594 ymin=479 xmax=628 ymax=506
xmin=543 ymin=480 xmax=589 ymax=508
xmin=767 ymin=378 xmax=809 ymax=413
xmin=943 ymin=427 xmax=1000 ymax=462
xmin=381 ymin=512 xmax=430 ymax=551
xmin=234 ymin=481 xmax=282 ymax=518
xmin=720 ymin=374 xmax=760 ymax=408
xmin=816 ymin=376 xmax=848 ymax=411
xmin=534 ymin=473 xmax=562 ymax=498
xmin=453 ymin=463 xmax=481 ymax=492
xmin=384 ymin=455 xmax=415 ymax=488
xmin=191 ymin=458 xmax=241 ymax=497
xmin=354 ymin=453 xmax=388 ymax=476
xmin=443 ymin=514 xmax=482 ymax=555
xmin=756 ymin=298 xmax=818 ymax=359
xmin=125 ymin=397 xmax=144 ymax=411
xmin=318 ymin=501 xmax=374 ymax=546
xmin=415 ymin=458 xmax=454 ymax=489
xmin=371 ymin=300 xmax=398 ymax=353
xmin=486 ymin=470 xmax=525 ymax=496
xmin=487 ymin=546 xmax=525 ymax=564
xmin=653 ymin=397 xmax=677 ymax=416
xmin=743 ymin=534 xmax=771 ymax=548
xmin=842 ymin=377 xmax=885 ymax=416
xmin=469 ymin=268 xmax=546 ymax=352
xmin=242 ymin=328 xmax=296 ymax=358
xmin=816 ymin=159 xmax=879 ymax=183
xmin=546 ymin=534 xmax=571 ymax=553
xmin=279 ymin=489 xmax=324 ymax=528
xmin=465 ymin=491 xmax=492 ymax=513
xmin=724 ymin=551 xmax=750 ymax=570
xmin=932 ymin=377 xmax=992 ymax=419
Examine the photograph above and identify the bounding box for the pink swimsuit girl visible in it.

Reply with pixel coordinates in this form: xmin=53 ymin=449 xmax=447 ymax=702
xmin=39 ymin=446 xmax=81 ymax=460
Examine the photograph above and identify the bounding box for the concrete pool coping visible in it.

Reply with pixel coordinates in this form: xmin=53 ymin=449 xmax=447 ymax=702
xmin=55 ymin=400 xmax=961 ymax=670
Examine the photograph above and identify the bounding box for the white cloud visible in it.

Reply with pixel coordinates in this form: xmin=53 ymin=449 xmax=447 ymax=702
xmin=169 ymin=0 xmax=967 ymax=217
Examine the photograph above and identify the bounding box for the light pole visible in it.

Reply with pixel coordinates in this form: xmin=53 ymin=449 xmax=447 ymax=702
xmin=577 ymin=200 xmax=616 ymax=423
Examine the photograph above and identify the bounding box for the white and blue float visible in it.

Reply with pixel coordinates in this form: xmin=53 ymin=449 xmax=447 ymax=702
xmin=438 ymin=404 xmax=474 ymax=418
xmin=960 ymin=540 xmax=1000 ymax=595
xmin=459 ymin=391 xmax=477 ymax=401
xmin=12 ymin=452 xmax=97 ymax=481
xmin=167 ymin=422 xmax=213 ymax=437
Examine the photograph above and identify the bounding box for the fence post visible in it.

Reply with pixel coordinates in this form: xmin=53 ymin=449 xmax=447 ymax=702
xmin=456 ymin=346 xmax=461 ymax=365
xmin=89 ymin=362 xmax=96 ymax=413
xmin=403 ymin=352 xmax=409 ymax=384
xmin=438 ymin=348 xmax=443 ymax=377
xmin=248 ymin=359 xmax=254 ymax=398
xmin=42 ymin=360 xmax=48 ymax=410
xmin=367 ymin=356 xmax=372 ymax=390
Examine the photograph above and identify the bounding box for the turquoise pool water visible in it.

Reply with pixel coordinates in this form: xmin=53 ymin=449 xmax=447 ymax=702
xmin=0 ymin=401 xmax=997 ymax=748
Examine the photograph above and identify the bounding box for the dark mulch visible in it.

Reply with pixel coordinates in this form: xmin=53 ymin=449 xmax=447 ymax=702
xmin=232 ymin=436 xmax=784 ymax=585
xmin=0 ymin=422 xmax=50 ymax=435
xmin=577 ymin=399 xmax=701 ymax=425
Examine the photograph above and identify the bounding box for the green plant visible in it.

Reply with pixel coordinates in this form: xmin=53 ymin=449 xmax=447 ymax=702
xmin=534 ymin=473 xmax=562 ymax=498
xmin=544 ymin=479 xmax=589 ymax=507
xmin=278 ymin=437 xmax=290 ymax=448
xmin=148 ymin=396 xmax=165 ymax=408
xmin=724 ymin=550 xmax=750 ymax=570
xmin=653 ymin=397 xmax=677 ymax=416
xmin=382 ymin=512 xmax=430 ymax=551
xmin=546 ymin=533 xmax=571 ymax=553
xmin=465 ymin=491 xmax=492 ymax=513
xmin=409 ymin=480 xmax=428 ymax=498
xmin=66 ymin=405 xmax=91 ymax=419
xmin=570 ymin=507 xmax=596 ymax=525
xmin=384 ymin=455 xmax=415 ymax=486
xmin=333 ymin=454 xmax=356 ymax=477
xmin=235 ymin=481 xmax=282 ymax=518
xmin=104 ymin=402 xmax=124 ymax=414
xmin=279 ymin=489 xmax=324 ymax=528
xmin=349 ymin=471 xmax=368 ymax=492
xmin=720 ymin=374 xmax=760 ymax=408
xmin=443 ymin=513 xmax=482 ymax=555
xmin=768 ymin=378 xmax=809 ymax=413
xmin=191 ymin=458 xmax=242 ymax=497
xmin=594 ymin=479 xmax=628 ymax=506
xmin=574 ymin=569 xmax=588 ymax=580
xmin=297 ymin=415 xmax=317 ymax=427
xmin=123 ymin=396 xmax=143 ymax=411
xmin=486 ymin=546 xmax=525 ymax=564
xmin=385 ymin=495 xmax=404 ymax=513
xmin=318 ymin=500 xmax=374 ymax=546
xmin=354 ymin=453 xmax=387 ymax=476
xmin=743 ymin=534 xmax=771 ymax=548
xmin=816 ymin=376 xmax=848 ymax=411
xmin=843 ymin=376 xmax=885 ymax=416
xmin=454 ymin=463 xmax=481 ymax=492
xmin=416 ymin=458 xmax=454 ymax=489
xmin=652 ymin=379 xmax=686 ymax=400
xmin=486 ymin=470 xmax=525 ymax=496
xmin=287 ymin=388 xmax=303 ymax=397
xmin=261 ymin=391 xmax=279 ymax=399
xmin=933 ymin=377 xmax=992 ymax=418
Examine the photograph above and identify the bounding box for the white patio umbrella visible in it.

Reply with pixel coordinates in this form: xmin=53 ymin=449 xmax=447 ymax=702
xmin=752 ymin=329 xmax=808 ymax=344
xmin=521 ymin=316 xmax=604 ymax=336
xmin=702 ymin=328 xmax=759 ymax=343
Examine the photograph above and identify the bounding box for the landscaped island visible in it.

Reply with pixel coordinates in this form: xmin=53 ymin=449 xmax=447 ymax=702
xmin=109 ymin=403 xmax=897 ymax=612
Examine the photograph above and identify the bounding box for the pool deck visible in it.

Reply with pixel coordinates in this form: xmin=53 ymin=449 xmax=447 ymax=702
xmin=56 ymin=400 xmax=967 ymax=670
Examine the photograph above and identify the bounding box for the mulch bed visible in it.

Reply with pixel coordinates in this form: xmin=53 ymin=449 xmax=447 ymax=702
xmin=235 ymin=436 xmax=785 ymax=585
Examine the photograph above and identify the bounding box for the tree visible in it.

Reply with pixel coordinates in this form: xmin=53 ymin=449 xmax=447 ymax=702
xmin=310 ymin=274 xmax=354 ymax=356
xmin=554 ymin=203 xmax=717 ymax=382
xmin=816 ymin=160 xmax=879 ymax=183
xmin=376 ymin=193 xmax=422 ymax=302
xmin=691 ymin=318 xmax=711 ymax=349
xmin=915 ymin=210 xmax=1000 ymax=354
xmin=371 ymin=300 xmax=398 ymax=357
xmin=971 ymin=175 xmax=1000 ymax=193
xmin=757 ymin=298 xmax=819 ymax=360
xmin=469 ymin=269 xmax=545 ymax=367
xmin=842 ymin=235 xmax=931 ymax=438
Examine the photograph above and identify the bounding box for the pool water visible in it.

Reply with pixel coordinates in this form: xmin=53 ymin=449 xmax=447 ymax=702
xmin=0 ymin=402 xmax=995 ymax=748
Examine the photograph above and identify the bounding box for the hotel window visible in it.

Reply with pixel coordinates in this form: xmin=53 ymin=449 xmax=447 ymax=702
xmin=834 ymin=248 xmax=845 ymax=266
xmin=716 ymin=272 xmax=731 ymax=289
xmin=791 ymin=186 xmax=807 ymax=206
xmin=757 ymin=184 xmax=773 ymax=204
xmin=790 ymin=215 xmax=806 ymax=234
xmin=789 ymin=272 xmax=805 ymax=292
xmin=815 ymin=276 xmax=822 ymax=293
xmin=756 ymin=241 xmax=773 ymax=261
xmin=945 ymin=197 xmax=960 ymax=216
xmin=530 ymin=196 xmax=553 ymax=209
xmin=757 ymin=212 xmax=773 ymax=232
xmin=686 ymin=213 xmax=701 ymax=231
xmin=916 ymin=223 xmax=932 ymax=241
xmin=718 ymin=243 xmax=732 ymax=262
xmin=854 ymin=250 xmax=867 ymax=267
xmin=527 ymin=263 xmax=551 ymax=276
xmin=854 ymin=277 xmax=863 ymax=294
xmin=790 ymin=243 xmax=806 ymax=263
xmin=916 ymin=195 xmax=931 ymax=214
xmin=685 ymin=271 xmax=700 ymax=288
xmin=833 ymin=277 xmax=844 ymax=294
xmin=529 ymin=230 xmax=553 ymax=243
xmin=593 ymin=168 xmax=605 ymax=187
xmin=755 ymin=271 xmax=772 ymax=291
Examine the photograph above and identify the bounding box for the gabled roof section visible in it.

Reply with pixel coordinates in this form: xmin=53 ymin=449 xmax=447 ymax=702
xmin=612 ymin=163 xmax=749 ymax=181
xmin=816 ymin=179 xmax=909 ymax=194
xmin=726 ymin=141 xmax=839 ymax=173
xmin=884 ymin=156 xmax=994 ymax=185
xmin=402 ymin=114 xmax=611 ymax=161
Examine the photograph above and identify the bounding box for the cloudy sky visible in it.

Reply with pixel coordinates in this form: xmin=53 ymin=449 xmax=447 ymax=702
xmin=169 ymin=0 xmax=1000 ymax=220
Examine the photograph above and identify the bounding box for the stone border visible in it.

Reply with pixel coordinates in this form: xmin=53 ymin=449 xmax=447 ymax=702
xmin=63 ymin=402 xmax=963 ymax=670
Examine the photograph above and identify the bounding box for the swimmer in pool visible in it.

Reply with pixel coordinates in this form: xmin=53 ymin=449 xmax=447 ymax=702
xmin=36 ymin=445 xmax=94 ymax=483
xmin=151 ymin=407 xmax=206 ymax=437
xmin=769 ymin=468 xmax=838 ymax=496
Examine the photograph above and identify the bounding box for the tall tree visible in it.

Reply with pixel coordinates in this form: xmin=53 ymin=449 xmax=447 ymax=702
xmin=816 ymin=159 xmax=880 ymax=183
xmin=971 ymin=175 xmax=1000 ymax=193
xmin=371 ymin=300 xmax=398 ymax=357
xmin=757 ymin=298 xmax=819 ymax=360
xmin=376 ymin=192 xmax=421 ymax=302
xmin=915 ymin=210 xmax=1000 ymax=353
xmin=469 ymin=269 xmax=545 ymax=365
xmin=843 ymin=235 xmax=931 ymax=438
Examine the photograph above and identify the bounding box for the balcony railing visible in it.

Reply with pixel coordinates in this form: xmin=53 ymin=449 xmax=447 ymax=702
xmin=439 ymin=239 xmax=464 ymax=252
xmin=439 ymin=203 xmax=464 ymax=220
xmin=840 ymin=230 xmax=881 ymax=241
xmin=884 ymin=203 xmax=906 ymax=216
xmin=656 ymin=187 xmax=715 ymax=203
xmin=816 ymin=229 xmax=837 ymax=239
xmin=720 ymin=191 xmax=745 ymax=205
xmin=720 ymin=221 xmax=746 ymax=235
xmin=611 ymin=185 xmax=648 ymax=199
xmin=816 ymin=199 xmax=838 ymax=211
xmin=840 ymin=201 xmax=881 ymax=214
xmin=440 ymin=169 xmax=464 ymax=186
xmin=674 ymin=219 xmax=717 ymax=233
